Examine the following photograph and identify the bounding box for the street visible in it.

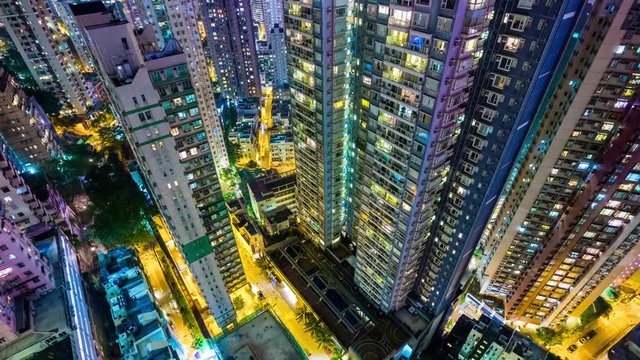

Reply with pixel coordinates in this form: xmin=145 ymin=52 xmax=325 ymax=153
xmin=137 ymin=244 xmax=196 ymax=359
xmin=549 ymin=300 xmax=640 ymax=359
xmin=234 ymin=235 xmax=331 ymax=359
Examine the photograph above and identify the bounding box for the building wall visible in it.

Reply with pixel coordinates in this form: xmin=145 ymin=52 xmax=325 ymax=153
xmin=81 ymin=17 xmax=241 ymax=327
xmin=201 ymin=0 xmax=262 ymax=99
xmin=0 ymin=218 xmax=54 ymax=312
xmin=285 ymin=0 xmax=356 ymax=247
xmin=352 ymin=0 xmax=493 ymax=313
xmin=0 ymin=69 xmax=57 ymax=171
xmin=480 ymin=0 xmax=640 ymax=325
xmin=418 ymin=0 xmax=586 ymax=317
xmin=0 ymin=0 xmax=91 ymax=113
xmin=163 ymin=0 xmax=230 ymax=172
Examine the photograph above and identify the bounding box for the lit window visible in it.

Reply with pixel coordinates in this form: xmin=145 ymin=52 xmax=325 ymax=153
xmin=615 ymin=45 xmax=626 ymax=54
xmin=615 ymin=99 xmax=629 ymax=108
xmin=626 ymin=173 xmax=640 ymax=182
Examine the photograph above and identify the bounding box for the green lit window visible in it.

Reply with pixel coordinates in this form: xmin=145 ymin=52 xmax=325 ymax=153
xmin=196 ymin=132 xmax=206 ymax=141
xmin=193 ymin=120 xmax=203 ymax=128
xmin=185 ymin=94 xmax=196 ymax=104
xmin=189 ymin=107 xmax=200 ymax=117
xmin=162 ymin=101 xmax=171 ymax=110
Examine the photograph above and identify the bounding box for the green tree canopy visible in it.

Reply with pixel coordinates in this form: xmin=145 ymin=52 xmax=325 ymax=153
xmin=536 ymin=327 xmax=562 ymax=345
xmin=85 ymin=154 xmax=157 ymax=248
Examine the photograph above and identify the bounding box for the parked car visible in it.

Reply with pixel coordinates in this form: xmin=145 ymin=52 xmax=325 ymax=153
xmin=568 ymin=344 xmax=578 ymax=353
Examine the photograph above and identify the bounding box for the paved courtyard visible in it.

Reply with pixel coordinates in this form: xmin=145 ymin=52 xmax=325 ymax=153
xmin=270 ymin=242 xmax=411 ymax=359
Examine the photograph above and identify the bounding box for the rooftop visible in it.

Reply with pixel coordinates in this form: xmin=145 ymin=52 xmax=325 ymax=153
xmin=270 ymin=131 xmax=293 ymax=144
xmin=609 ymin=323 xmax=640 ymax=360
xmin=215 ymin=310 xmax=304 ymax=360
xmin=68 ymin=1 xmax=107 ymax=16
xmin=248 ymin=173 xmax=296 ymax=202
xmin=0 ymin=288 xmax=70 ymax=359
xmin=266 ymin=207 xmax=293 ymax=224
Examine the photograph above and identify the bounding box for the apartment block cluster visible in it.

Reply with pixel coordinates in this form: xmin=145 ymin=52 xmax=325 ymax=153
xmin=282 ymin=0 xmax=640 ymax=348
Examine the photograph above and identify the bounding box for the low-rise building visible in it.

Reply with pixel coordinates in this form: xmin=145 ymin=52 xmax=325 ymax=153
xmin=247 ymin=171 xmax=296 ymax=223
xmin=227 ymin=198 xmax=264 ymax=256
xmin=436 ymin=315 xmax=558 ymax=360
xmin=264 ymin=206 xmax=294 ymax=236
xmin=100 ymin=248 xmax=177 ymax=359
xmin=269 ymin=130 xmax=294 ymax=168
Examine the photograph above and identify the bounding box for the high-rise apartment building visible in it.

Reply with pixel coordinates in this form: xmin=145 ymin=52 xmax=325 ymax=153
xmin=0 ymin=0 xmax=92 ymax=113
xmin=0 ymin=219 xmax=54 ymax=342
xmin=352 ymin=0 xmax=493 ymax=313
xmin=262 ymin=0 xmax=284 ymax=32
xmin=480 ymin=0 xmax=640 ymax=326
xmin=285 ymin=0 xmax=356 ymax=246
xmin=163 ymin=0 xmax=230 ymax=171
xmin=270 ymin=24 xmax=288 ymax=88
xmin=0 ymin=69 xmax=59 ymax=172
xmin=418 ymin=0 xmax=587 ymax=318
xmin=201 ymin=0 xmax=262 ymax=99
xmin=75 ymin=9 xmax=244 ymax=327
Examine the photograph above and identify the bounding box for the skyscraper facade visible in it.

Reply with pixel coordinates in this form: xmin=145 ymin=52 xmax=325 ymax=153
xmin=480 ymin=0 xmax=640 ymax=326
xmin=418 ymin=0 xmax=587 ymax=317
xmin=163 ymin=0 xmax=230 ymax=171
xmin=201 ymin=0 xmax=262 ymax=99
xmin=0 ymin=68 xmax=59 ymax=171
xmin=77 ymin=10 xmax=243 ymax=327
xmin=285 ymin=0 xmax=356 ymax=247
xmin=352 ymin=0 xmax=493 ymax=313
xmin=270 ymin=24 xmax=288 ymax=88
xmin=0 ymin=218 xmax=54 ymax=342
xmin=0 ymin=0 xmax=92 ymax=113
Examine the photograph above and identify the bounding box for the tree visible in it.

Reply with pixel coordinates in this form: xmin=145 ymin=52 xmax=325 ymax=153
xmin=255 ymin=256 xmax=273 ymax=273
xmin=226 ymin=141 xmax=240 ymax=167
xmin=536 ymin=327 xmax=562 ymax=345
xmin=28 ymin=88 xmax=62 ymax=115
xmin=580 ymin=296 xmax=612 ymax=325
xmin=295 ymin=305 xmax=315 ymax=325
xmin=192 ymin=336 xmax=205 ymax=350
xmin=245 ymin=159 xmax=258 ymax=169
xmin=313 ymin=324 xmax=334 ymax=351
xmin=221 ymin=103 xmax=238 ymax=131
xmin=232 ymin=296 xmax=245 ymax=311
xmin=92 ymin=111 xmax=122 ymax=152
xmin=85 ymin=154 xmax=157 ymax=248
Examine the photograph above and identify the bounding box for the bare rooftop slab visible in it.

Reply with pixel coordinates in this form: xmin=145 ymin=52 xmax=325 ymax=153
xmin=215 ymin=310 xmax=304 ymax=360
